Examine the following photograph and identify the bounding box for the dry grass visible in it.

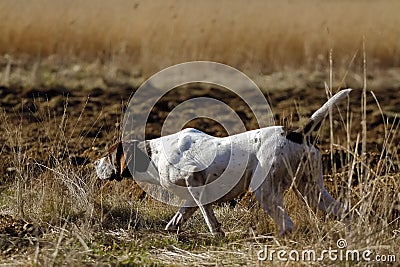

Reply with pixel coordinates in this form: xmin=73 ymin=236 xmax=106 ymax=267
xmin=1 ymin=0 xmax=400 ymax=75
xmin=0 ymin=1 xmax=399 ymax=265
xmin=0 ymin=86 xmax=399 ymax=265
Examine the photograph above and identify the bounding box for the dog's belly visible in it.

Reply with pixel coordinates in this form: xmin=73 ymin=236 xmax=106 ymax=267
xmin=214 ymin=166 xmax=253 ymax=203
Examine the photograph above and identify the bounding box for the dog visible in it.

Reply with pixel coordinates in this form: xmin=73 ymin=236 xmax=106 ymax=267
xmin=94 ymin=89 xmax=351 ymax=236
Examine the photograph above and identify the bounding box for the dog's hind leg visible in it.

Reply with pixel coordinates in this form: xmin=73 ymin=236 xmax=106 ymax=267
xmin=317 ymin=188 xmax=349 ymax=223
xmin=294 ymin=150 xmax=350 ymax=227
xmin=295 ymin=168 xmax=349 ymax=227
xmin=298 ymin=184 xmax=348 ymax=218
xmin=254 ymin=183 xmax=294 ymax=236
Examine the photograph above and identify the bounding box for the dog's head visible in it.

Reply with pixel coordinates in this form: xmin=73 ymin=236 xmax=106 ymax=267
xmin=94 ymin=140 xmax=152 ymax=181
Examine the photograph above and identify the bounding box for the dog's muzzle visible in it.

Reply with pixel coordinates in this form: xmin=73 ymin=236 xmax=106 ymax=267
xmin=94 ymin=157 xmax=121 ymax=181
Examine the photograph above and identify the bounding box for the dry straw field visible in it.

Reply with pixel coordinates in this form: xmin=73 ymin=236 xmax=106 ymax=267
xmin=1 ymin=0 xmax=400 ymax=73
xmin=0 ymin=0 xmax=399 ymax=266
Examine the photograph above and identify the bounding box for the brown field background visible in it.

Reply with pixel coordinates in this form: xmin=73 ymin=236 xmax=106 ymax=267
xmin=1 ymin=0 xmax=400 ymax=74
xmin=0 ymin=1 xmax=399 ymax=265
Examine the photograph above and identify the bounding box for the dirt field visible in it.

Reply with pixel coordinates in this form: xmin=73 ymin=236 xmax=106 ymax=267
xmin=0 ymin=59 xmax=399 ymax=265
xmin=0 ymin=0 xmax=399 ymax=266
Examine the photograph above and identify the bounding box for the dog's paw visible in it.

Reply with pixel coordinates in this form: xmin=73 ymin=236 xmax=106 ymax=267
xmin=278 ymin=219 xmax=294 ymax=237
xmin=211 ymin=229 xmax=225 ymax=238
xmin=278 ymin=228 xmax=293 ymax=237
xmin=278 ymin=221 xmax=294 ymax=237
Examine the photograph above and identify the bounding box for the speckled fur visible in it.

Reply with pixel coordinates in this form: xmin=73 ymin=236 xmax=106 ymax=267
xmin=94 ymin=89 xmax=352 ymax=236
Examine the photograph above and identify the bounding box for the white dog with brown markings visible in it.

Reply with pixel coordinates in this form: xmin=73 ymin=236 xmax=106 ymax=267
xmin=94 ymin=89 xmax=352 ymax=236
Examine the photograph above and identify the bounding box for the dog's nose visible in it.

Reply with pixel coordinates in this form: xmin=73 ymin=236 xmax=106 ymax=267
xmin=93 ymin=159 xmax=100 ymax=167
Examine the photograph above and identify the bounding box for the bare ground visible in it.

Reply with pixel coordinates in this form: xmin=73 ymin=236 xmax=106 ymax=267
xmin=0 ymin=61 xmax=399 ymax=265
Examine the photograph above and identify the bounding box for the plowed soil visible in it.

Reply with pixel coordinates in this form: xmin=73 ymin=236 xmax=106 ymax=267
xmin=1 ymin=72 xmax=398 ymax=166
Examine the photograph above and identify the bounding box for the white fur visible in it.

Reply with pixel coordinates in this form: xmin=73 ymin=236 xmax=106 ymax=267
xmin=94 ymin=89 xmax=352 ymax=236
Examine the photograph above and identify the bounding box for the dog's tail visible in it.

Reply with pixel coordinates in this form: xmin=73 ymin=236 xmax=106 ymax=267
xmin=301 ymin=88 xmax=352 ymax=136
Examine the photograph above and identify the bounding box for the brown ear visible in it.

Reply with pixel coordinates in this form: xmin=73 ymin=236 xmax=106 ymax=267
xmin=116 ymin=141 xmax=133 ymax=179
xmin=108 ymin=141 xmax=122 ymax=155
xmin=122 ymin=140 xmax=151 ymax=173
xmin=107 ymin=141 xmax=125 ymax=181
xmin=119 ymin=150 xmax=132 ymax=177
xmin=114 ymin=141 xmax=134 ymax=178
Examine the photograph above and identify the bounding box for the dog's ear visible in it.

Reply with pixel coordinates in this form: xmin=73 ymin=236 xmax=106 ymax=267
xmin=122 ymin=140 xmax=151 ymax=173
xmin=116 ymin=141 xmax=133 ymax=178
xmin=107 ymin=141 xmax=125 ymax=181
xmin=119 ymin=151 xmax=131 ymax=178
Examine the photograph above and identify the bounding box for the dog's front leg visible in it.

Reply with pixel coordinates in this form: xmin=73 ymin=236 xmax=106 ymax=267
xmin=199 ymin=204 xmax=224 ymax=236
xmin=186 ymin=172 xmax=224 ymax=237
xmin=165 ymin=200 xmax=198 ymax=232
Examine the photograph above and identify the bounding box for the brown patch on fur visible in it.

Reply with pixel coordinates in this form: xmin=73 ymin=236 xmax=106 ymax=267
xmin=119 ymin=152 xmax=132 ymax=177
xmin=105 ymin=141 xmax=131 ymax=180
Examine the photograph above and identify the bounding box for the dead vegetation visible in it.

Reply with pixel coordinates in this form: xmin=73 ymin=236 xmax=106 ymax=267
xmin=0 ymin=0 xmax=399 ymax=265
xmin=1 ymin=0 xmax=400 ymax=75
xmin=0 ymin=72 xmax=399 ymax=265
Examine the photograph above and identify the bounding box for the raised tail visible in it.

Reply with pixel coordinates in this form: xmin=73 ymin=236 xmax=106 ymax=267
xmin=301 ymin=88 xmax=352 ymax=136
